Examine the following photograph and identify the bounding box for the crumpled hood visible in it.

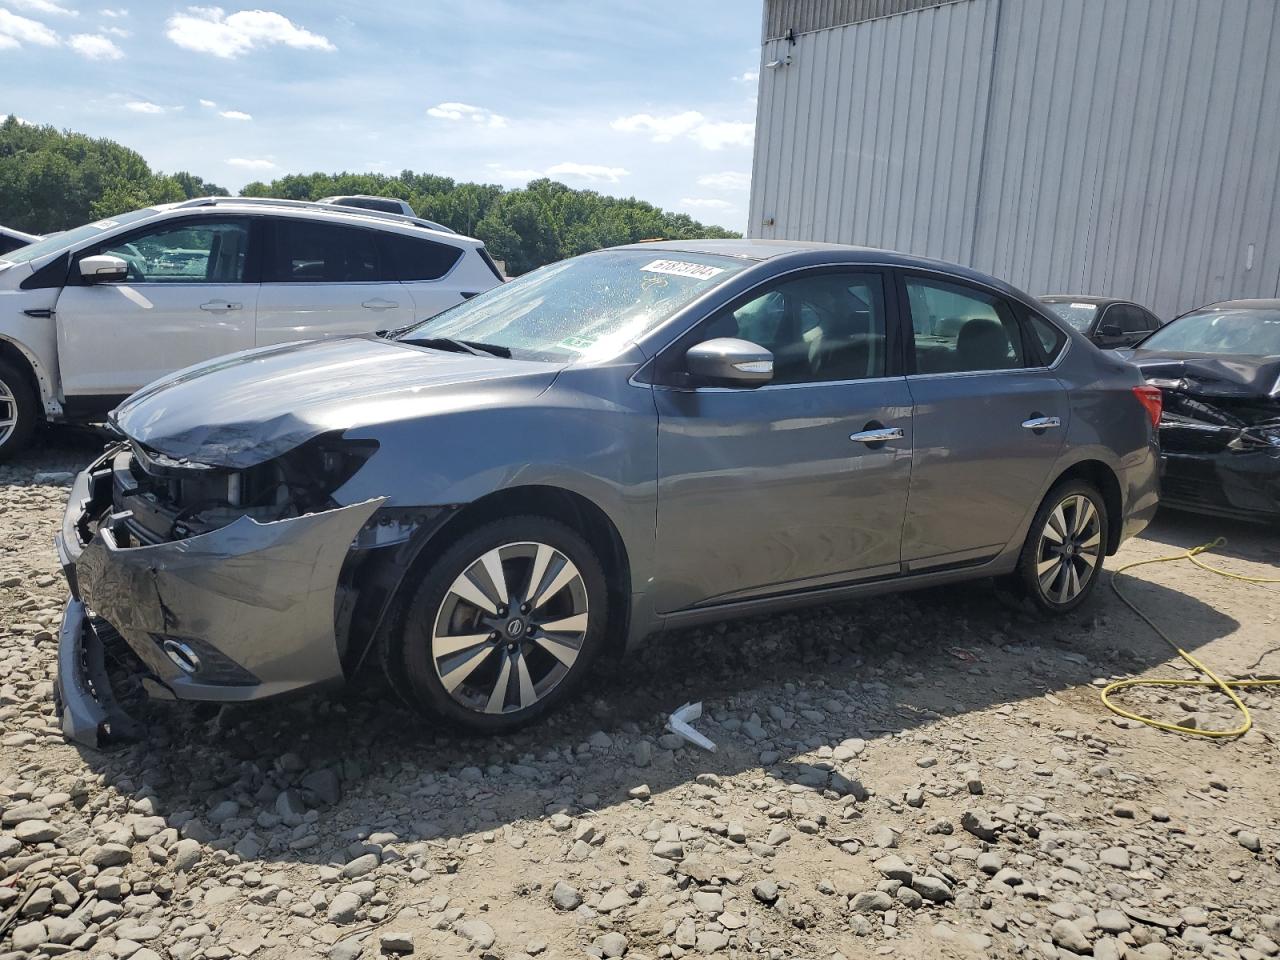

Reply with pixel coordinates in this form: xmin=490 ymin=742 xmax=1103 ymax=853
xmin=1120 ymin=349 xmax=1280 ymax=399
xmin=113 ymin=336 xmax=562 ymax=468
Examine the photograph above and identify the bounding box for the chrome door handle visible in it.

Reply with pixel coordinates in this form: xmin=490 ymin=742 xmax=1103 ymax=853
xmin=199 ymin=300 xmax=241 ymax=311
xmin=362 ymin=298 xmax=399 ymax=310
xmin=1021 ymin=416 xmax=1062 ymax=430
xmin=850 ymin=427 xmax=904 ymax=444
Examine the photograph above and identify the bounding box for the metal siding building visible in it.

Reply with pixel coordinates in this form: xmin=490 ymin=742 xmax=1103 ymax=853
xmin=749 ymin=0 xmax=1280 ymax=319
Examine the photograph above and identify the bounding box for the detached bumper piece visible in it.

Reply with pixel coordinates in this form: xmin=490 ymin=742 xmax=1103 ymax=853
xmin=53 ymin=449 xmax=385 ymax=747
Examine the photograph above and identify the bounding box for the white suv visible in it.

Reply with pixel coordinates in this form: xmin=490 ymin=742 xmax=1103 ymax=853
xmin=0 ymin=197 xmax=504 ymax=460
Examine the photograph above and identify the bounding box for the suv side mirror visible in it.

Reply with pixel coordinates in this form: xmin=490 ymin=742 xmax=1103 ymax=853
xmin=685 ymin=338 xmax=773 ymax=386
xmin=79 ymin=254 xmax=129 ymax=283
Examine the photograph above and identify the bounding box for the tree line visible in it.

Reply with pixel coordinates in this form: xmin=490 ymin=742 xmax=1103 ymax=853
xmin=0 ymin=117 xmax=739 ymax=274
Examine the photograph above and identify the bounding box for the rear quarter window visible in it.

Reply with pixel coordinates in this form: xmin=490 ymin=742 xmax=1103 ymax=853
xmin=1026 ymin=310 xmax=1068 ymax=364
xmin=379 ymin=233 xmax=463 ymax=282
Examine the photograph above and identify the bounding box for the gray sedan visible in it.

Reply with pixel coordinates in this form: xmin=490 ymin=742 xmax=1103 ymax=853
xmin=54 ymin=240 xmax=1160 ymax=743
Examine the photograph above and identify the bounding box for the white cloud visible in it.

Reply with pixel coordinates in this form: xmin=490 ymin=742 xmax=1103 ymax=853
xmin=545 ymin=162 xmax=628 ymax=184
xmin=166 ymin=6 xmax=334 ymax=58
xmin=101 ymin=7 xmax=127 ymax=15
xmin=199 ymin=98 xmax=217 ymax=108
xmin=697 ymin=171 xmax=751 ymax=191
xmin=227 ymin=157 xmax=276 ymax=170
xmin=733 ymin=70 xmax=759 ymax=84
xmin=68 ymin=32 xmax=122 ymax=59
xmin=218 ymin=109 xmax=251 ymax=120
xmin=125 ymin=100 xmax=166 ymax=114
xmin=426 ymin=102 xmax=507 ymax=128
xmin=0 ymin=8 xmax=59 ymax=47
xmin=100 ymin=24 xmax=128 ymax=36
xmin=2 ymin=113 xmax=34 ymax=125
xmin=4 ymin=0 xmax=76 ymax=16
xmin=679 ymin=197 xmax=735 ymax=210
xmin=613 ymin=111 xmax=754 ymax=150
xmin=484 ymin=162 xmax=629 ymax=186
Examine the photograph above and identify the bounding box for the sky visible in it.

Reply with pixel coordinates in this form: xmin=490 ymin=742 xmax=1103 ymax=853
xmin=0 ymin=0 xmax=763 ymax=231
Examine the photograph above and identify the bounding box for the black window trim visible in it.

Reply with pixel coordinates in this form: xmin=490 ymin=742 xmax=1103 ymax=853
xmin=893 ymin=268 xmax=1061 ymax=377
xmin=68 ymin=213 xmax=259 ymax=287
xmin=649 ymin=264 xmax=903 ymax=391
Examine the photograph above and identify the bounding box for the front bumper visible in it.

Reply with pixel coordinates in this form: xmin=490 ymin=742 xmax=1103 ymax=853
xmin=1159 ymin=449 xmax=1280 ymax=522
xmin=53 ymin=450 xmax=384 ymax=746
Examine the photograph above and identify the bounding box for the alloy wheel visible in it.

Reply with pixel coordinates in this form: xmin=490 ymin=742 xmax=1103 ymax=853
xmin=431 ymin=541 xmax=589 ymax=715
xmin=1035 ymin=494 xmax=1102 ymax=604
xmin=0 ymin=378 xmax=16 ymax=449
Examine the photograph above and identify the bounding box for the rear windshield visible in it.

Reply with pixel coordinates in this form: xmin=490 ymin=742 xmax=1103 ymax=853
xmin=1041 ymin=300 xmax=1098 ymax=332
xmin=399 ymin=249 xmax=748 ymax=361
xmin=1140 ymin=307 xmax=1280 ymax=356
xmin=0 ymin=208 xmax=159 ymax=265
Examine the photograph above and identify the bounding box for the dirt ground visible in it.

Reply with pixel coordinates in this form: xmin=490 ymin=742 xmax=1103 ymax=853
xmin=1 ymin=428 xmax=1277 ymax=960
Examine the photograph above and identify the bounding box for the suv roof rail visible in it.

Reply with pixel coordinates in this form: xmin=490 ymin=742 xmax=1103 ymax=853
xmin=174 ymin=196 xmax=457 ymax=236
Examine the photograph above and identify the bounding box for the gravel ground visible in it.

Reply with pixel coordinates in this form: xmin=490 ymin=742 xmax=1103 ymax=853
xmin=1 ymin=429 xmax=1278 ymax=960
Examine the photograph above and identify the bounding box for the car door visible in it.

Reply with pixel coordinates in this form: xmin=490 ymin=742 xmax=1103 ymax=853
xmin=378 ymin=230 xmax=476 ymax=321
xmin=898 ymin=272 xmax=1068 ymax=569
xmin=652 ymin=267 xmax=913 ymax=613
xmin=255 ymin=218 xmax=412 ymax=345
xmin=54 ymin=216 xmax=258 ymax=398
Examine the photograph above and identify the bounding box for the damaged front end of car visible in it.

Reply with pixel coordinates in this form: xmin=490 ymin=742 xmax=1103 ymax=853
xmin=52 ymin=432 xmax=451 ymax=748
xmin=1135 ymin=358 xmax=1280 ymax=521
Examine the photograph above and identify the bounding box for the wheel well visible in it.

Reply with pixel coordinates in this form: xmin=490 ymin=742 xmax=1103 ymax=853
xmin=1054 ymin=460 xmax=1123 ymax=555
xmin=0 ymin=339 xmax=44 ymax=416
xmin=412 ymin=485 xmax=633 ymax=656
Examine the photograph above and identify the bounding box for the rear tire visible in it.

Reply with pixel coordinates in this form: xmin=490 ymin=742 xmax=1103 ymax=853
xmin=0 ymin=358 xmax=38 ymax=464
xmin=385 ymin=515 xmax=609 ymax=734
xmin=1011 ymin=479 xmax=1108 ymax=615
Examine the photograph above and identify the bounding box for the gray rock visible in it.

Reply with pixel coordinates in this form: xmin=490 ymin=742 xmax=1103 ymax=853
xmin=551 ymin=880 xmax=582 ymax=910
xmin=15 ymin=819 xmax=59 ymax=843
xmin=653 ymin=840 xmax=684 ymax=860
xmin=457 ymin=919 xmax=496 ymax=950
xmin=343 ymin=853 xmax=380 ymax=878
xmin=976 ymin=851 xmax=1002 ymax=875
xmin=327 ymin=891 xmax=361 ymax=924
xmin=172 ymin=838 xmax=202 ymax=872
xmin=1238 ymin=831 xmax=1263 ymax=853
xmin=1052 ymin=918 xmax=1091 ymax=953
xmin=207 ymin=799 xmax=240 ymax=824
xmin=302 ymin=768 xmax=342 ymax=805
xmin=11 ymin=921 xmax=46 ymax=952
xmin=330 ymin=936 xmax=368 ymax=960
xmin=960 ymin=810 xmax=999 ymax=841
xmin=596 ymin=931 xmax=628 ymax=958
xmin=896 ymin=886 xmax=924 ymax=909
xmin=911 ymin=876 xmax=954 ymax=903
xmin=1096 ymin=908 xmax=1131 ymax=933
xmin=380 ymin=931 xmax=415 ymax=954
xmin=874 ymin=854 xmax=913 ymax=883
xmin=1100 ymin=846 xmax=1131 ymax=870
xmin=85 ymin=842 xmax=131 ymax=868
xmin=851 ymin=891 xmax=894 ymax=912
xmin=753 ymin=880 xmax=779 ymax=905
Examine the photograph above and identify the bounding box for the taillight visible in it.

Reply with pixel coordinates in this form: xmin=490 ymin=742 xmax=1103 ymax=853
xmin=1132 ymin=385 xmax=1163 ymax=428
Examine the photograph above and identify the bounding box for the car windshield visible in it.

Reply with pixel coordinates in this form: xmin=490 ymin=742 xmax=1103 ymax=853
xmin=1139 ymin=307 xmax=1280 ymax=356
xmin=398 ymin=249 xmax=749 ymax=361
xmin=0 ymin=208 xmax=159 ymax=266
xmin=1041 ymin=300 xmax=1098 ymax=332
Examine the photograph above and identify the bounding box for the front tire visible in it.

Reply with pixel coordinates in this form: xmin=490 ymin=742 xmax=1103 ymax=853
xmin=1013 ymin=480 xmax=1108 ymax=615
xmin=386 ymin=515 xmax=609 ymax=734
xmin=0 ymin=359 xmax=38 ymax=464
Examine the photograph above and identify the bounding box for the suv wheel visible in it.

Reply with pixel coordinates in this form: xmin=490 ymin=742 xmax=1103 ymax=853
xmin=387 ymin=516 xmax=608 ymax=733
xmin=1013 ymin=480 xmax=1108 ymax=614
xmin=0 ymin=359 xmax=38 ymax=463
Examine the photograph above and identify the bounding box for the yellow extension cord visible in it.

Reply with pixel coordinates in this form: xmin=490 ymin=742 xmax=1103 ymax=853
xmin=1102 ymin=537 xmax=1280 ymax=738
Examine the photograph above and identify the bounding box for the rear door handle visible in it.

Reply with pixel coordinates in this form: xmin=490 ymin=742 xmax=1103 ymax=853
xmin=199 ymin=300 xmax=241 ymax=311
xmin=850 ymin=426 xmax=904 ymax=445
xmin=1021 ymin=416 xmax=1062 ymax=430
xmin=362 ymin=298 xmax=399 ymax=310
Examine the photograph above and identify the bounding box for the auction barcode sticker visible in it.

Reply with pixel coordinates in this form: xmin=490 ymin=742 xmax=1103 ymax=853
xmin=641 ymin=259 xmax=725 ymax=281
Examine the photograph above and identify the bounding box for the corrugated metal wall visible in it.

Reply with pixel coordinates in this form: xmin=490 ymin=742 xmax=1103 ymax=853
xmin=749 ymin=0 xmax=1280 ymax=319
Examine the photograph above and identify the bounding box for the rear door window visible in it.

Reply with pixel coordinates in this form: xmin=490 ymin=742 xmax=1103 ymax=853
xmin=269 ymin=220 xmax=382 ymax=283
xmin=379 ymin=232 xmax=463 ymax=282
xmin=904 ymin=276 xmax=1027 ymax=374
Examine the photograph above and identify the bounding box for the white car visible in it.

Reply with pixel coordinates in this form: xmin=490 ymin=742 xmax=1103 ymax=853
xmin=0 ymin=196 xmax=503 ymax=460
xmin=0 ymin=224 xmax=41 ymax=256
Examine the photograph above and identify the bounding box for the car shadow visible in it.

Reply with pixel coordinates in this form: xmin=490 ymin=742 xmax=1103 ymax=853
xmin=1138 ymin=508 xmax=1280 ymax=564
xmin=69 ymin=564 xmax=1238 ymax=869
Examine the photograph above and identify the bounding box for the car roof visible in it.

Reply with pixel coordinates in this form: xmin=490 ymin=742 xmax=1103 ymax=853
xmin=1038 ymin=295 xmax=1129 ymax=306
xmin=1197 ymin=298 xmax=1280 ymax=311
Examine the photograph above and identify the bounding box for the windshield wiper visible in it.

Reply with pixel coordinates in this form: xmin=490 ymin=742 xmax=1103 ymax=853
xmin=407 ymin=336 xmax=511 ymax=359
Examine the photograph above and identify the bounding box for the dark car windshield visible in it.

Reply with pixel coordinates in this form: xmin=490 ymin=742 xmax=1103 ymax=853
xmin=1139 ymin=307 xmax=1280 ymax=356
xmin=1040 ymin=299 xmax=1098 ymax=332
xmin=398 ymin=249 xmax=748 ymax=361
xmin=0 ymin=207 xmax=159 ymax=265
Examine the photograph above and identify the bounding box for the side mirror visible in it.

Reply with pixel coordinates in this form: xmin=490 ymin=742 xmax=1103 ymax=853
xmin=1098 ymin=324 xmax=1122 ymax=337
xmin=685 ymin=337 xmax=773 ymax=386
xmin=79 ymin=254 xmax=129 ymax=283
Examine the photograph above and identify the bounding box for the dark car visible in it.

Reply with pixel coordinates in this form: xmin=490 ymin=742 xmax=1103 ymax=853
xmin=1121 ymin=299 xmax=1280 ymax=523
xmin=1040 ymin=296 xmax=1163 ymax=349
xmin=53 ymin=241 xmax=1161 ymax=746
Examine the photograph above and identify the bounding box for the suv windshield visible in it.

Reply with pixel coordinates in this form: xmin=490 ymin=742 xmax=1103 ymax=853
xmin=0 ymin=208 xmax=159 ymax=265
xmin=1040 ymin=299 xmax=1098 ymax=332
xmin=399 ymin=249 xmax=748 ymax=361
xmin=1140 ymin=307 xmax=1280 ymax=356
